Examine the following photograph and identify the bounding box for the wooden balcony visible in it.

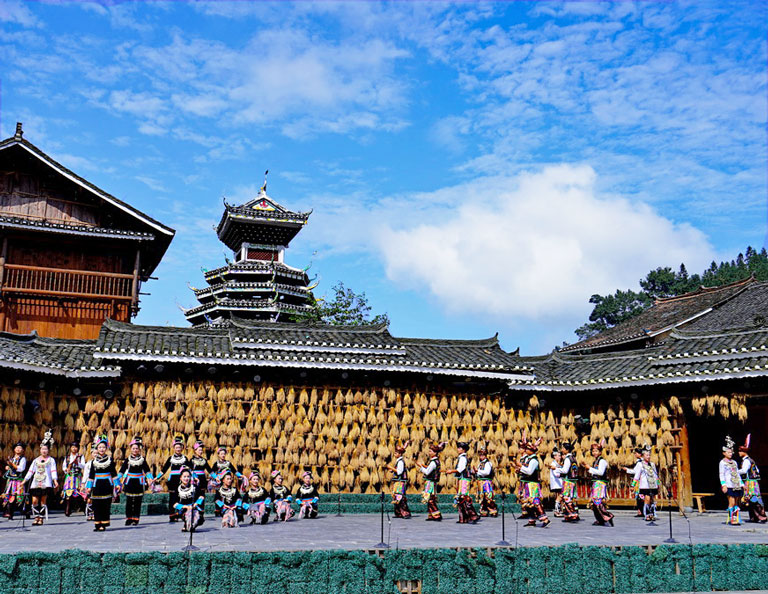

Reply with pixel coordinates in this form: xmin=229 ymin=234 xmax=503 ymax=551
xmin=1 ymin=264 xmax=134 ymax=301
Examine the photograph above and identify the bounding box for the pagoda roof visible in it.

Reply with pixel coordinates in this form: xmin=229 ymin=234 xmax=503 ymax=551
xmin=560 ymin=276 xmax=756 ymax=353
xmin=0 ymin=123 xmax=174 ymax=278
xmin=194 ymin=281 xmax=312 ymax=300
xmin=203 ymin=261 xmax=309 ymax=283
xmin=216 ymin=190 xmax=310 ymax=251
xmin=90 ymin=319 xmax=529 ymax=381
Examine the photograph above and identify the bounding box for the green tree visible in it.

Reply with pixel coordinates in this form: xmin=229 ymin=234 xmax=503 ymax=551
xmin=291 ymin=282 xmax=389 ymax=326
xmin=573 ymin=245 xmax=768 ymax=341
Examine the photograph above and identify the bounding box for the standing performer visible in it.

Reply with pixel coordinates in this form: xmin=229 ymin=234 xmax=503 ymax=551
xmin=211 ymin=447 xmax=243 ymax=488
xmin=85 ymin=434 xmax=118 ymax=532
xmin=158 ymin=435 xmax=188 ymax=522
xmin=559 ymin=442 xmax=580 ymax=522
xmin=719 ymin=435 xmax=744 ymax=526
xmin=634 ymin=444 xmax=659 ymax=522
xmin=584 ymin=440 xmax=614 ymax=526
xmin=516 ymin=436 xmax=550 ymax=527
xmin=387 ymin=441 xmax=411 ymax=519
xmin=624 ymin=447 xmax=644 ymax=518
xmin=294 ymin=471 xmax=320 ymax=519
xmin=117 ymin=437 xmax=153 ymax=526
xmin=23 ymin=430 xmax=58 ymax=526
xmin=738 ymin=434 xmax=768 ymax=523
xmin=175 ymin=467 xmax=204 ymax=533
xmin=549 ymin=447 xmax=564 ymax=517
xmin=82 ymin=443 xmax=97 ymax=521
xmin=242 ymin=472 xmax=271 ymax=525
xmin=474 ymin=446 xmax=498 ymax=517
xmin=419 ymin=442 xmax=445 ymax=522
xmin=215 ymin=470 xmax=242 ymax=528
xmin=446 ymin=442 xmax=479 ymax=524
xmin=60 ymin=442 xmax=85 ymax=516
xmin=270 ymin=470 xmax=294 ymax=522
xmin=2 ymin=442 xmax=27 ymax=520
xmin=190 ymin=441 xmax=213 ymax=492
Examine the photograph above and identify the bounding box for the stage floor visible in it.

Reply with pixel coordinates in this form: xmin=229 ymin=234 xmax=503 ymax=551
xmin=1 ymin=510 xmax=767 ymax=553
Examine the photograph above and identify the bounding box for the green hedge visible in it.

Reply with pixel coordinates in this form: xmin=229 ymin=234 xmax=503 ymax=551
xmin=1 ymin=544 xmax=767 ymax=593
xmin=110 ymin=493 xmax=521 ymax=516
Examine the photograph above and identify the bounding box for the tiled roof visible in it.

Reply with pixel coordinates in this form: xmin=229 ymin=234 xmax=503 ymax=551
xmin=0 ymin=214 xmax=155 ymax=241
xmin=682 ymin=281 xmax=768 ymax=332
xmin=514 ymin=326 xmax=768 ymax=391
xmin=561 ymin=276 xmax=755 ymax=353
xmin=0 ymin=331 xmax=119 ymax=377
xmin=92 ymin=319 xmax=530 ymax=380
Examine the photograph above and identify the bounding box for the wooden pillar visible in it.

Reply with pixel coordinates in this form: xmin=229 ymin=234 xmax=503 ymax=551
xmin=0 ymin=237 xmax=8 ymax=332
xmin=130 ymin=249 xmax=141 ymax=316
xmin=678 ymin=419 xmax=693 ymax=509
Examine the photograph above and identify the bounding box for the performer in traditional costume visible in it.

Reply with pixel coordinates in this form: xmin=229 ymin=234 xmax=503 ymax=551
xmin=23 ymin=430 xmax=58 ymax=526
xmin=117 ymin=437 xmax=153 ymax=526
xmin=419 ymin=442 xmax=445 ymax=521
xmin=82 ymin=442 xmax=97 ymax=521
xmin=294 ymin=471 xmax=320 ymax=519
xmin=624 ymin=447 xmax=644 ymax=518
xmin=720 ymin=435 xmax=744 ymax=525
xmin=242 ymin=472 xmax=271 ymax=525
xmin=211 ymin=447 xmax=243 ymax=488
xmin=549 ymin=447 xmax=564 ymax=517
xmin=158 ymin=435 xmax=188 ymax=522
xmin=85 ymin=434 xmax=118 ymax=531
xmin=190 ymin=441 xmax=213 ymax=492
xmin=558 ymin=442 xmax=579 ymax=522
xmin=584 ymin=440 xmax=614 ymax=526
xmin=175 ymin=467 xmax=204 ymax=533
xmin=474 ymin=446 xmax=498 ymax=517
xmin=445 ymin=442 xmax=479 ymax=524
xmin=60 ymin=441 xmax=85 ymax=516
xmin=2 ymin=442 xmax=27 ymax=520
xmin=387 ymin=441 xmax=411 ymax=519
xmin=634 ymin=444 xmax=659 ymax=522
xmin=215 ymin=470 xmax=242 ymax=528
xmin=738 ymin=434 xmax=767 ymax=523
xmin=516 ymin=435 xmax=550 ymax=527
xmin=270 ymin=470 xmax=294 ymax=522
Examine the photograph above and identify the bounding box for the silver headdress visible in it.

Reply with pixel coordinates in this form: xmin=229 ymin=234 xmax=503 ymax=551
xmin=723 ymin=435 xmax=735 ymax=452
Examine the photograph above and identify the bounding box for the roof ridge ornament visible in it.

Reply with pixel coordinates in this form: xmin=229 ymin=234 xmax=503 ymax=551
xmin=260 ymin=169 xmax=268 ymax=194
xmin=14 ymin=122 xmax=23 ymax=140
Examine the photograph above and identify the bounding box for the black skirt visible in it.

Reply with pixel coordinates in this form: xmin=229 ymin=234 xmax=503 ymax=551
xmin=29 ymin=487 xmax=51 ymax=498
xmin=639 ymin=488 xmax=658 ymax=496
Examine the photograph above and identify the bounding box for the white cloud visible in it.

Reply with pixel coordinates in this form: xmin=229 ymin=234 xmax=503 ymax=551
xmin=0 ymin=1 xmax=39 ymax=27
xmin=374 ymin=165 xmax=714 ymax=321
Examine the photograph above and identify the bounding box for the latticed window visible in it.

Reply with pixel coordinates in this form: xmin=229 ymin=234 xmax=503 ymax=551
xmin=247 ymin=248 xmax=277 ymax=261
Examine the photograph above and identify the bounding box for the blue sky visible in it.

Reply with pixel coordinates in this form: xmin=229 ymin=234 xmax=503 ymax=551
xmin=0 ymin=0 xmax=765 ymax=354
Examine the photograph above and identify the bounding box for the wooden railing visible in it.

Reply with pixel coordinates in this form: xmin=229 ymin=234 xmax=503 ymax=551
xmin=1 ymin=264 xmax=134 ymax=301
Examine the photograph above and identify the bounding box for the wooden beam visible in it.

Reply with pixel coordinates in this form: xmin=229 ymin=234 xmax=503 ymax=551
xmin=131 ymin=248 xmax=141 ymax=314
xmin=0 ymin=236 xmax=7 ymax=332
xmin=4 ymin=263 xmax=133 ymax=279
xmin=678 ymin=419 xmax=693 ymax=508
xmin=0 ymin=287 xmax=133 ymax=300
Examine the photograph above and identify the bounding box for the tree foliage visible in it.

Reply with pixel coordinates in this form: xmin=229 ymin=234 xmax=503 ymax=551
xmin=291 ymin=281 xmax=389 ymax=326
xmin=574 ymin=246 xmax=768 ymax=341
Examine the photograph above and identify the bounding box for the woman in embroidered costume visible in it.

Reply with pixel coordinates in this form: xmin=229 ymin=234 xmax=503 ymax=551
xmin=294 ymin=471 xmax=320 ymax=519
xmin=516 ymin=435 xmax=550 ymax=527
xmin=81 ymin=442 xmax=97 ymax=521
xmin=634 ymin=444 xmax=659 ymax=522
xmin=623 ymin=447 xmax=645 ymax=518
xmin=387 ymin=441 xmax=411 ymax=519
xmin=558 ymin=442 xmax=579 ymax=522
xmin=117 ymin=436 xmax=153 ymax=526
xmin=190 ymin=441 xmax=213 ymax=492
xmin=474 ymin=446 xmax=498 ymax=517
xmin=446 ymin=441 xmax=479 ymax=524
xmin=737 ymin=434 xmax=766 ymax=523
xmin=85 ymin=434 xmax=117 ymax=532
xmin=270 ymin=470 xmax=294 ymax=522
xmin=175 ymin=467 xmax=204 ymax=533
xmin=158 ymin=435 xmax=188 ymax=522
xmin=719 ymin=435 xmax=744 ymax=525
xmin=60 ymin=441 xmax=85 ymax=517
xmin=419 ymin=442 xmax=444 ymax=522
xmin=584 ymin=439 xmax=614 ymax=526
xmin=211 ymin=446 xmax=244 ymax=492
xmin=549 ymin=447 xmax=564 ymax=517
xmin=23 ymin=430 xmax=58 ymax=526
xmin=242 ymin=472 xmax=271 ymax=525
xmin=215 ymin=470 xmax=242 ymax=527
xmin=2 ymin=441 xmax=27 ymax=520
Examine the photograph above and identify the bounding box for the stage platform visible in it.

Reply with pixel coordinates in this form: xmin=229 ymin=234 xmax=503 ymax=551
xmin=1 ymin=510 xmax=766 ymax=553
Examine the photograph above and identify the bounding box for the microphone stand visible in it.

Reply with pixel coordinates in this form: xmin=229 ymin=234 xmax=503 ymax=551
xmin=16 ymin=488 xmax=30 ymax=532
xmin=373 ymin=460 xmax=389 ymax=549
xmin=663 ymin=468 xmax=677 ymax=543
xmin=183 ymin=505 xmax=200 ymax=552
xmin=496 ymin=491 xmax=511 ymax=546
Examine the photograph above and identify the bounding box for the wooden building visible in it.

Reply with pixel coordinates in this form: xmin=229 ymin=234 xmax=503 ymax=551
xmin=0 ymin=123 xmax=174 ymax=339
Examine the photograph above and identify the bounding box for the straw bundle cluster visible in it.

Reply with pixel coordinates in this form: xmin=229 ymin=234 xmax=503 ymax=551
xmin=690 ymin=394 xmax=748 ymax=422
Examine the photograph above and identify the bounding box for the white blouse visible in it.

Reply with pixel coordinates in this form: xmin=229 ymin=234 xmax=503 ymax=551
xmin=550 ymin=463 xmax=564 ymax=489
xmin=588 ymin=458 xmax=608 ymax=479
xmin=24 ymin=456 xmax=58 ymax=488
xmin=476 ymin=460 xmax=493 ymax=479
xmin=719 ymin=458 xmax=744 ymax=489
xmin=633 ymin=461 xmax=659 ymax=490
